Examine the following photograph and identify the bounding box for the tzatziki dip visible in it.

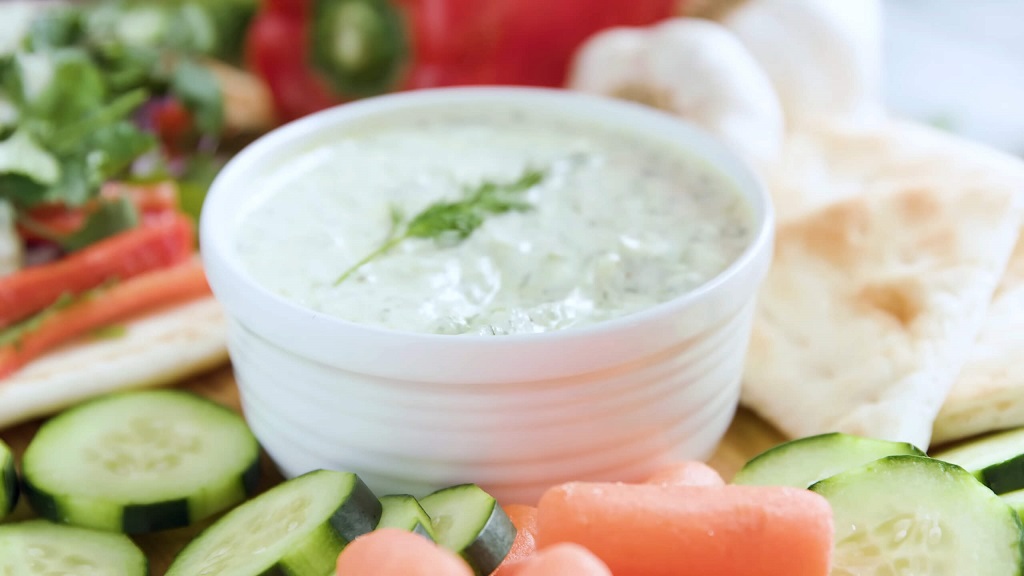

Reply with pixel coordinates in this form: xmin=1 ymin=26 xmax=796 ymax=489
xmin=236 ymin=105 xmax=754 ymax=335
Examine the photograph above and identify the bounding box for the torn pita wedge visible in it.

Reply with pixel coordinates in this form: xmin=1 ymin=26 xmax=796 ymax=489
xmin=0 ymin=297 xmax=227 ymax=429
xmin=742 ymin=186 xmax=1022 ymax=450
xmin=767 ymin=119 xmax=1024 ymax=222
xmin=933 ymin=238 xmax=1024 ymax=444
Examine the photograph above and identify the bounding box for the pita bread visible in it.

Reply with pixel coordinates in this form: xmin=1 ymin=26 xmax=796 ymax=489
xmin=752 ymin=119 xmax=1024 ymax=447
xmin=766 ymin=119 xmax=1024 ymax=221
xmin=0 ymin=297 xmax=227 ymax=429
xmin=742 ymin=184 xmax=1021 ymax=449
xmin=933 ymin=238 xmax=1024 ymax=443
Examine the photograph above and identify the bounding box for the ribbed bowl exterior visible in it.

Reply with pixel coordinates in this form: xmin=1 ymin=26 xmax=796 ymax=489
xmin=229 ymin=300 xmax=756 ymax=503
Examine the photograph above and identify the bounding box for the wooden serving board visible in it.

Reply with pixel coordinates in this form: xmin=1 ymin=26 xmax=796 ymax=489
xmin=0 ymin=365 xmax=787 ymax=574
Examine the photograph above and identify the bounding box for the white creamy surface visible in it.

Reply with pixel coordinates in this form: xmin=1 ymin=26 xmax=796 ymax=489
xmin=236 ymin=106 xmax=753 ymax=335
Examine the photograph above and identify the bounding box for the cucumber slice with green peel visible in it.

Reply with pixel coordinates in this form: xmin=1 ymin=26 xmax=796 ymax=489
xmin=933 ymin=427 xmax=1024 ymax=494
xmin=378 ymin=494 xmax=437 ymax=540
xmin=811 ymin=455 xmax=1024 ymax=576
xmin=733 ymin=432 xmax=925 ymax=487
xmin=22 ymin=390 xmax=260 ymax=533
xmin=1 ymin=438 xmax=17 ymax=519
xmin=0 ymin=520 xmax=147 ymax=575
xmin=419 ymin=484 xmax=516 ymax=576
xmin=1002 ymin=489 xmax=1024 ymax=521
xmin=166 ymin=470 xmax=381 ymax=576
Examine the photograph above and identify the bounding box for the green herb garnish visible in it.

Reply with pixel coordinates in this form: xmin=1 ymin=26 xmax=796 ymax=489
xmin=334 ymin=169 xmax=545 ymax=285
xmin=90 ymin=324 xmax=127 ymax=340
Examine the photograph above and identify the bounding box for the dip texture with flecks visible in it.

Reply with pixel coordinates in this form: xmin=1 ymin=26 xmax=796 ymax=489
xmin=236 ymin=106 xmax=753 ymax=335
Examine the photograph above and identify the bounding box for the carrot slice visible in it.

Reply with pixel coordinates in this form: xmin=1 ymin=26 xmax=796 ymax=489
xmin=491 ymin=504 xmax=539 ymax=576
xmin=500 ymin=543 xmax=611 ymax=576
xmin=536 ymin=482 xmax=833 ymax=576
xmin=643 ymin=461 xmax=726 ymax=487
xmin=335 ymin=528 xmax=473 ymax=576
xmin=0 ymin=213 xmax=194 ymax=328
xmin=0 ymin=259 xmax=210 ymax=379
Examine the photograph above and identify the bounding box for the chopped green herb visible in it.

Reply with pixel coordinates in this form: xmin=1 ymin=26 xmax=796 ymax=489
xmin=90 ymin=324 xmax=127 ymax=340
xmin=334 ymin=169 xmax=545 ymax=285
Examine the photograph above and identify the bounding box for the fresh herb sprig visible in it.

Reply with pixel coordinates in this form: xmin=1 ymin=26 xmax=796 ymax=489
xmin=334 ymin=169 xmax=546 ymax=285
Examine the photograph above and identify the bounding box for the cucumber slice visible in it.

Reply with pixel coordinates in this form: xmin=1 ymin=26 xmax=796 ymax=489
xmin=933 ymin=427 xmax=1024 ymax=494
xmin=1 ymin=438 xmax=17 ymax=519
xmin=0 ymin=519 xmax=147 ymax=575
xmin=378 ymin=494 xmax=437 ymax=540
xmin=1003 ymin=489 xmax=1024 ymax=521
xmin=811 ymin=455 xmax=1024 ymax=575
xmin=166 ymin=470 xmax=381 ymax=576
xmin=419 ymin=484 xmax=516 ymax=576
xmin=22 ymin=390 xmax=260 ymax=533
xmin=733 ymin=432 xmax=925 ymax=487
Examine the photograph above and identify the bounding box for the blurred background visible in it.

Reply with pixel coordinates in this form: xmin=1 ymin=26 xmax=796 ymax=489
xmin=884 ymin=0 xmax=1024 ymax=155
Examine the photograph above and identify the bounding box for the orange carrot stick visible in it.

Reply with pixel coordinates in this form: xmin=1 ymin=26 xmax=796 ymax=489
xmin=537 ymin=482 xmax=833 ymax=576
xmin=0 ymin=259 xmax=210 ymax=378
xmin=335 ymin=529 xmax=473 ymax=576
xmin=643 ymin=461 xmax=726 ymax=487
xmin=0 ymin=214 xmax=194 ymax=328
xmin=500 ymin=543 xmax=611 ymax=576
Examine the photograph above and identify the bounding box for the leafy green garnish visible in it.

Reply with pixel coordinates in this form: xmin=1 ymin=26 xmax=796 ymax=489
xmin=169 ymin=59 xmax=223 ymax=134
xmin=0 ymin=129 xmax=59 ymax=185
xmin=0 ymin=48 xmax=156 ymax=210
xmin=334 ymin=169 xmax=545 ymax=285
xmin=23 ymin=7 xmax=82 ymax=51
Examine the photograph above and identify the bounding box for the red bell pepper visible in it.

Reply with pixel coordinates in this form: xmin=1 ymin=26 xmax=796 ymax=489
xmin=18 ymin=182 xmax=180 ymax=243
xmin=0 ymin=214 xmax=195 ymax=330
xmin=490 ymin=0 xmax=681 ymax=87
xmin=246 ymin=0 xmax=681 ymax=122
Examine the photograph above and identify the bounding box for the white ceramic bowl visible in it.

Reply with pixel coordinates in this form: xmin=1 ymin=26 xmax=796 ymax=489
xmin=201 ymin=87 xmax=774 ymax=504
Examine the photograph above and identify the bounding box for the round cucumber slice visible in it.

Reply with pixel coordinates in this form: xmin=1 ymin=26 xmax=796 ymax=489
xmin=0 ymin=520 xmax=147 ymax=575
xmin=934 ymin=427 xmax=1024 ymax=494
xmin=420 ymin=484 xmax=516 ymax=576
xmin=1002 ymin=489 xmax=1024 ymax=521
xmin=733 ymin=432 xmax=925 ymax=488
xmin=166 ymin=470 xmax=382 ymax=576
xmin=811 ymin=455 xmax=1024 ymax=576
xmin=1 ymin=438 xmax=17 ymax=519
xmin=22 ymin=390 xmax=260 ymax=533
xmin=378 ymin=494 xmax=437 ymax=540
xmin=310 ymin=0 xmax=408 ymax=97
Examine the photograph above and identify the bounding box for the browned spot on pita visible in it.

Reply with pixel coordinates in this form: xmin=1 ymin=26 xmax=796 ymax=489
xmin=858 ymin=280 xmax=923 ymax=327
xmin=777 ymin=196 xmax=870 ymax=266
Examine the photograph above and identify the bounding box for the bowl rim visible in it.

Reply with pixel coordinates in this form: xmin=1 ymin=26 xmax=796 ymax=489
xmin=201 ymin=86 xmax=774 ymax=372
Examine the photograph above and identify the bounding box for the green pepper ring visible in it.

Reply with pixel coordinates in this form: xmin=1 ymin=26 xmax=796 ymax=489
xmin=310 ymin=0 xmax=410 ymax=98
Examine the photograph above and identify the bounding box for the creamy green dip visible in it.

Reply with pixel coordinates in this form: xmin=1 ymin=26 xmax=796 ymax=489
xmin=236 ymin=106 xmax=754 ymax=335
